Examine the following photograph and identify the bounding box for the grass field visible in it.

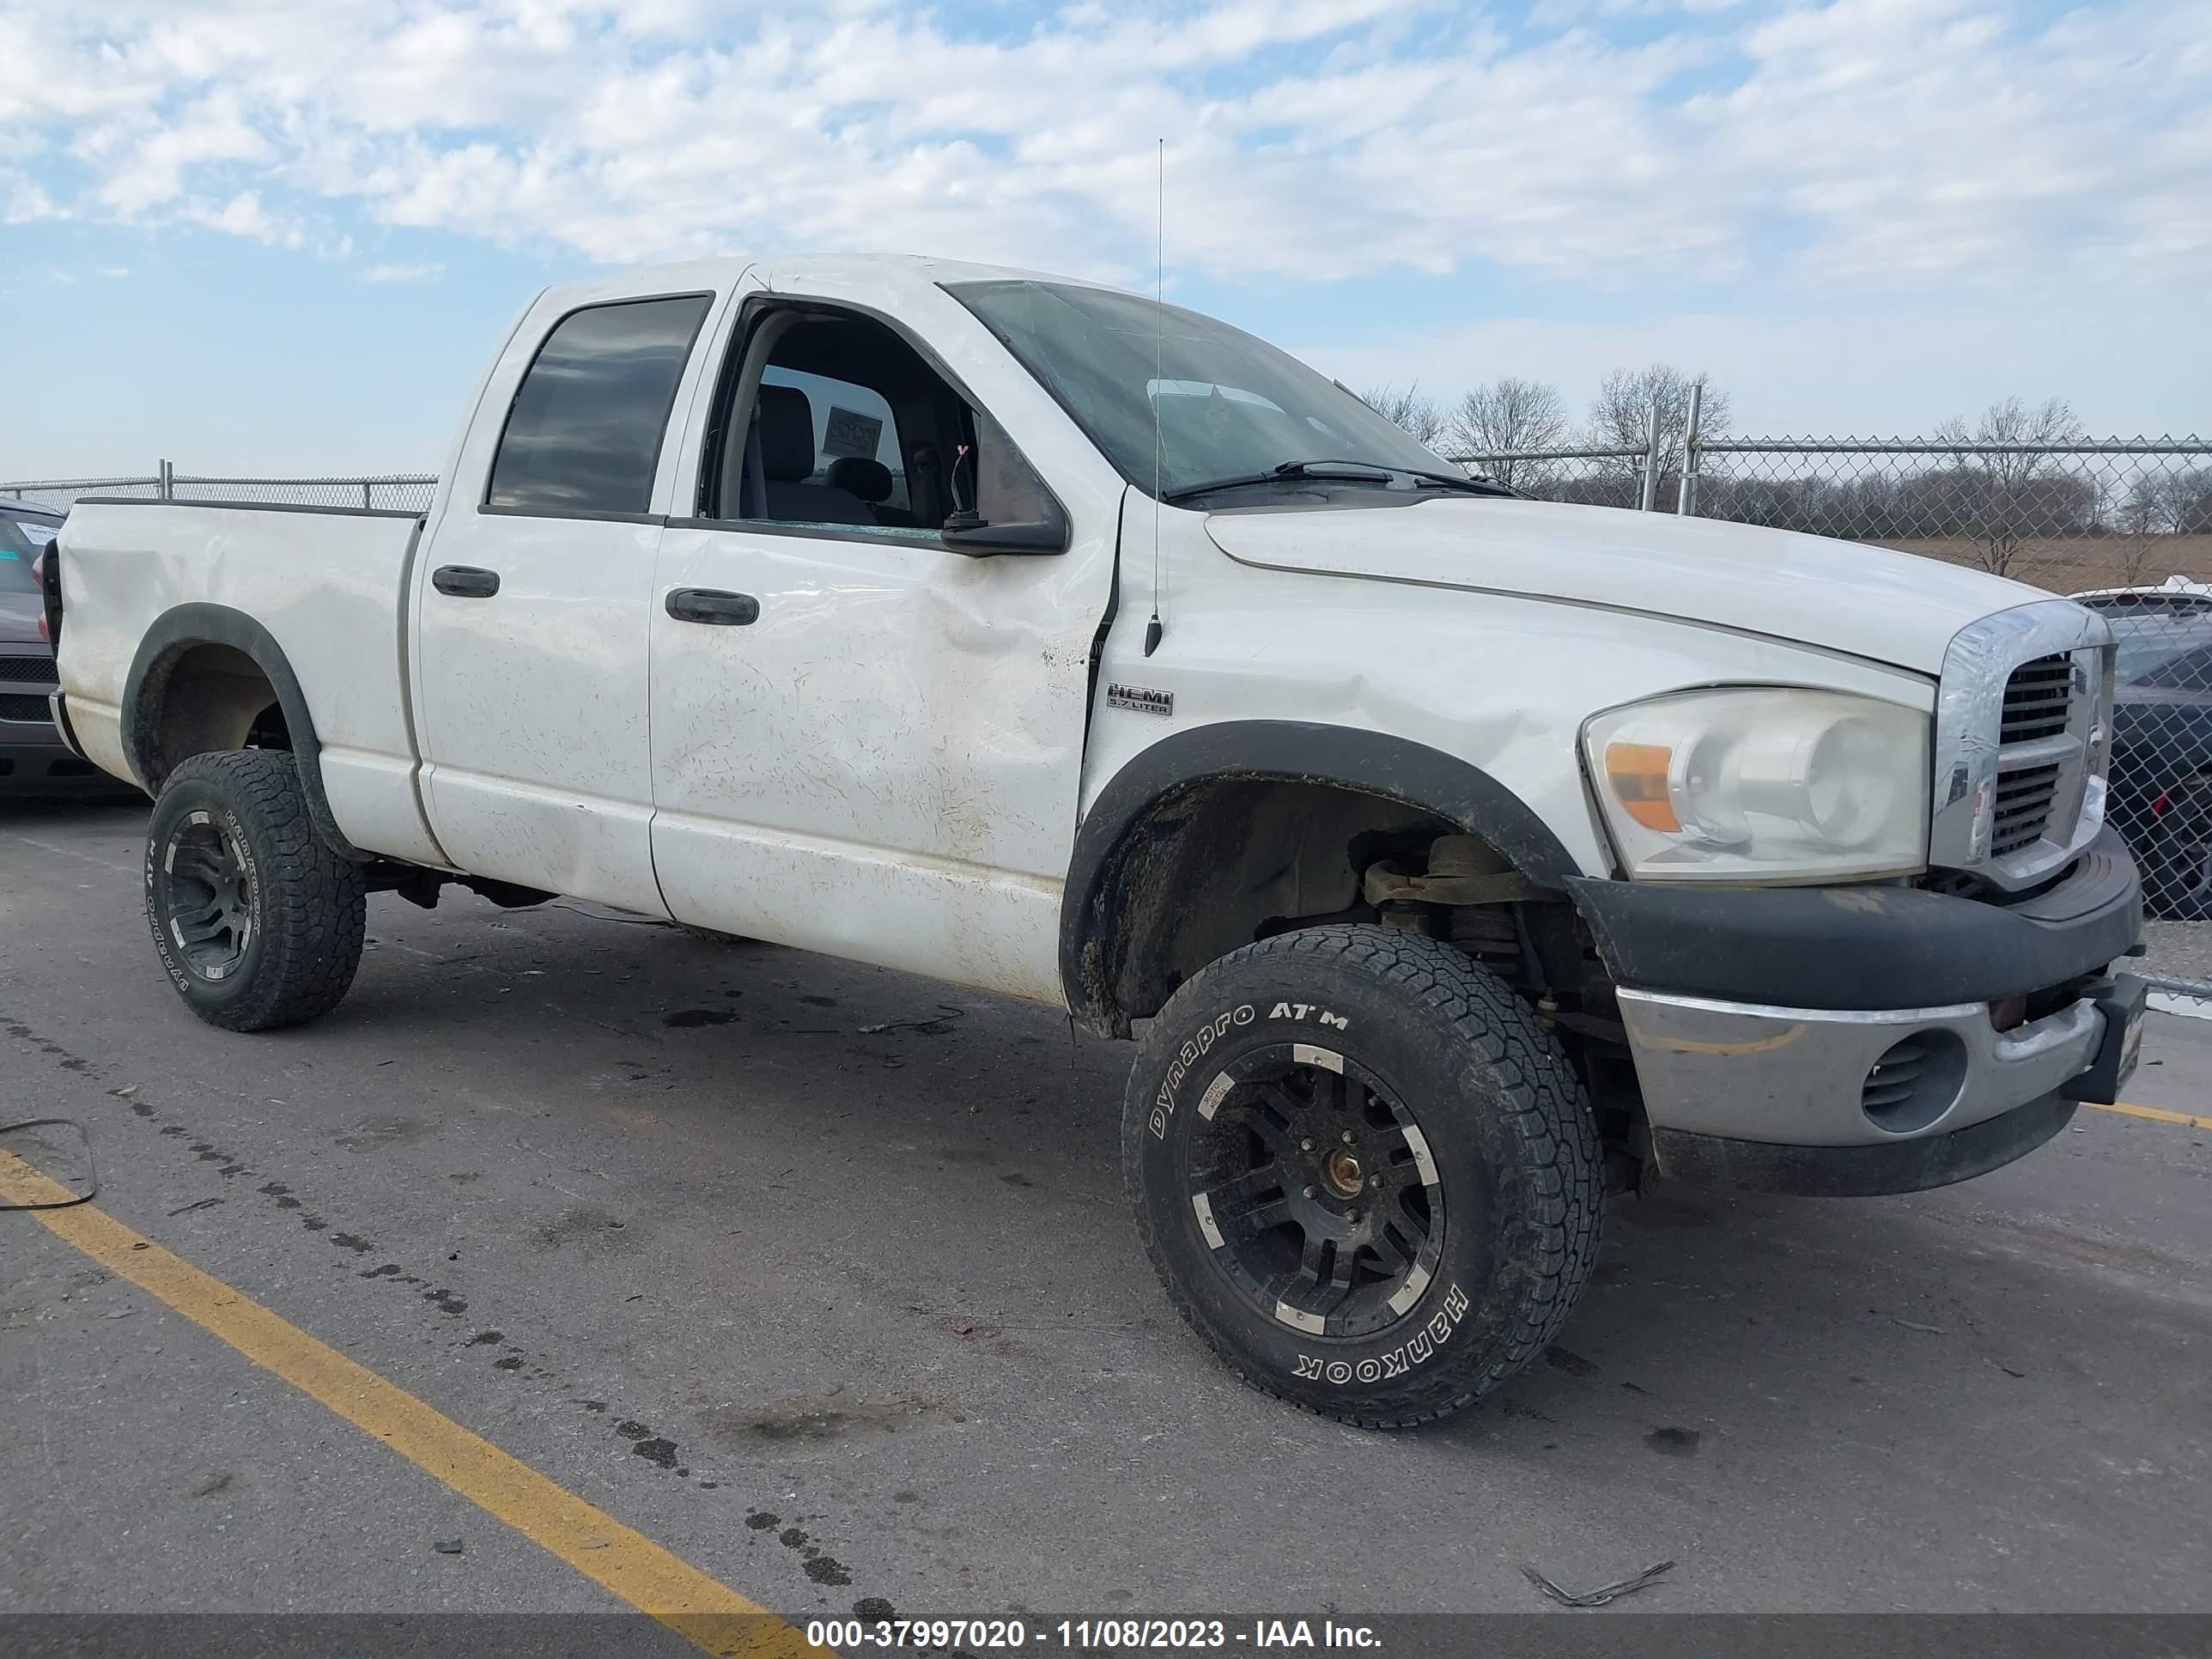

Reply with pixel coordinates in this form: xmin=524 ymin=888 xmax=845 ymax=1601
xmin=1870 ymin=535 xmax=2212 ymax=596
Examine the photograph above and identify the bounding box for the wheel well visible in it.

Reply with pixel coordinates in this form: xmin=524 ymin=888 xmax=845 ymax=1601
xmin=123 ymin=604 xmax=367 ymax=861
xmin=1078 ymin=777 xmax=1464 ymax=1031
xmin=137 ymin=641 xmax=289 ymax=788
xmin=1073 ymin=774 xmax=1644 ymax=1188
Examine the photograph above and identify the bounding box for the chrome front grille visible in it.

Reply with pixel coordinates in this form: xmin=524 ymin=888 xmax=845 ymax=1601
xmin=1931 ymin=601 xmax=2114 ymax=890
xmin=1990 ymin=761 xmax=2063 ymax=858
xmin=1987 ymin=653 xmax=2078 ymax=857
xmin=2000 ymin=653 xmax=2073 ymax=743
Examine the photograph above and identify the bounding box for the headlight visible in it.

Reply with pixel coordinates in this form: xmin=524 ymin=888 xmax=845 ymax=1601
xmin=1583 ymin=688 xmax=1929 ymax=882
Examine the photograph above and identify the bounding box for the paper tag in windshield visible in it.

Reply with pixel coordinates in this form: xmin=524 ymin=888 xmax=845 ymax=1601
xmin=13 ymin=523 xmax=58 ymax=549
xmin=822 ymin=406 xmax=884 ymax=460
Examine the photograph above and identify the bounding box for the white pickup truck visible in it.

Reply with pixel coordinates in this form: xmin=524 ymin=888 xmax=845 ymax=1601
xmin=44 ymin=255 xmax=2145 ymax=1427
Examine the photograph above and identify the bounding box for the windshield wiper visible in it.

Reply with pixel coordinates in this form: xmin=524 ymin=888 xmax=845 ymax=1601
xmin=1286 ymin=459 xmax=1513 ymax=497
xmin=1160 ymin=459 xmax=1511 ymax=504
xmin=1161 ymin=461 xmax=1389 ymax=502
xmin=1390 ymin=465 xmax=1516 ymax=497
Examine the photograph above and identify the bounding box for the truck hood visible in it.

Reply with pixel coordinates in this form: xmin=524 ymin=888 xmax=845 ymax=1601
xmin=1204 ymin=498 xmax=2055 ymax=675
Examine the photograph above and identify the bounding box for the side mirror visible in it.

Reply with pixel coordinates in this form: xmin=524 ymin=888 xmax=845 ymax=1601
xmin=939 ymin=410 xmax=1070 ymax=556
xmin=940 ymin=517 xmax=1068 ymax=556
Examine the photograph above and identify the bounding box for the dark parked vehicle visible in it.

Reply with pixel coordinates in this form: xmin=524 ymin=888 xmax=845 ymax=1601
xmin=2106 ymin=609 xmax=2212 ymax=918
xmin=2 ymin=500 xmax=119 ymax=795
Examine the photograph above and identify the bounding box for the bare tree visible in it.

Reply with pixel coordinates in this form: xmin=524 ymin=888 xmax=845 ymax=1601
xmin=1930 ymin=396 xmax=2084 ymax=578
xmin=1360 ymin=383 xmax=1448 ymax=448
xmin=2117 ymin=471 xmax=2170 ymax=587
xmin=2181 ymin=468 xmax=2212 ymax=536
xmin=1447 ymin=378 xmax=1568 ymax=491
xmin=2121 ymin=467 xmax=2212 ymax=538
xmin=1584 ymin=366 xmax=1731 ymax=507
xmin=2112 ymin=465 xmax=2212 ymax=586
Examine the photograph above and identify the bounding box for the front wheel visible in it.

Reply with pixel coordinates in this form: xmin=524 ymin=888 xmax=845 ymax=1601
xmin=1124 ymin=925 xmax=1602 ymax=1428
xmin=145 ymin=750 xmax=368 ymax=1031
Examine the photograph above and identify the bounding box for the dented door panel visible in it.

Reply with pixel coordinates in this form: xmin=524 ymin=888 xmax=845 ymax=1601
xmin=649 ymin=522 xmax=1109 ymax=1003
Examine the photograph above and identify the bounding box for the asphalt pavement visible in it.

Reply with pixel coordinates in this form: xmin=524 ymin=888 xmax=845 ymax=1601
xmin=3 ymin=797 xmax=2209 ymax=1623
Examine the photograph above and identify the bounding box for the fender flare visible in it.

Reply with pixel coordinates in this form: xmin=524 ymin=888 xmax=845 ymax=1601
xmin=1059 ymin=720 xmax=1584 ymax=1029
xmin=123 ymin=603 xmax=367 ymax=861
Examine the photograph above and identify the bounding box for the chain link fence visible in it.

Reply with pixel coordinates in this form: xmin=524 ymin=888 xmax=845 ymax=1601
xmin=11 ymin=437 xmax=2212 ymax=969
xmin=1440 ymin=444 xmax=1651 ymax=507
xmin=3 ymin=470 xmax=437 ymax=514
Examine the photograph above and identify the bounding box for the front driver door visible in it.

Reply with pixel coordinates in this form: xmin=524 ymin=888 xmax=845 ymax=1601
xmin=647 ymin=274 xmax=1123 ymax=1002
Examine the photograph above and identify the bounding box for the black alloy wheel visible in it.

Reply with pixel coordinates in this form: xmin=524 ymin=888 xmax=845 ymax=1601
xmin=1124 ymin=925 xmax=1603 ymax=1428
xmin=1186 ymin=1044 xmax=1446 ymax=1341
xmin=155 ymin=808 xmax=258 ymax=981
xmin=144 ymin=750 xmax=367 ymax=1031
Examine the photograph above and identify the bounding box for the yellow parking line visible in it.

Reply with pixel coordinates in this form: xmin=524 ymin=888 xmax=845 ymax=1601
xmin=0 ymin=1151 xmax=816 ymax=1658
xmin=2087 ymin=1100 xmax=2212 ymax=1131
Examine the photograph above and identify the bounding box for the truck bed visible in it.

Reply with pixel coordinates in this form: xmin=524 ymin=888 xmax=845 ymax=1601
xmin=56 ymin=498 xmax=434 ymax=860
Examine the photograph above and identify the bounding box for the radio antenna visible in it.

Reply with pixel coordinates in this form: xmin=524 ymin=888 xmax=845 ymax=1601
xmin=1144 ymin=137 xmax=1165 ymax=658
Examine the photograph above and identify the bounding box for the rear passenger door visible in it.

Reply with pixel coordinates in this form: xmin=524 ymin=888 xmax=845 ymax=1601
xmin=412 ymin=286 xmax=724 ymax=912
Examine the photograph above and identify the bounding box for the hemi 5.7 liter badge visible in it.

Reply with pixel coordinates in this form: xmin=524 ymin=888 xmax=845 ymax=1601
xmin=1107 ymin=684 xmax=1175 ymax=717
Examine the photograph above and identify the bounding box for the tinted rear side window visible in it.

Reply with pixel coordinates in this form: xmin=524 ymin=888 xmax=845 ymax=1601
xmin=2137 ymin=645 xmax=2212 ymax=691
xmin=487 ymin=294 xmax=713 ymax=515
xmin=0 ymin=518 xmax=38 ymax=592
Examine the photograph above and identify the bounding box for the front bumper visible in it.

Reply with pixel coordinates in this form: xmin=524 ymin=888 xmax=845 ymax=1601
xmin=1620 ymin=975 xmax=2142 ymax=1194
xmin=1574 ymin=826 xmax=2145 ymax=1194
xmin=1570 ymin=824 xmax=2142 ymax=1011
xmin=1644 ymin=1096 xmax=2082 ymax=1198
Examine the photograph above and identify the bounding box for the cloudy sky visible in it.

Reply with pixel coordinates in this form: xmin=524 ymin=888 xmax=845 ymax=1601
xmin=1 ymin=0 xmax=2206 ymax=477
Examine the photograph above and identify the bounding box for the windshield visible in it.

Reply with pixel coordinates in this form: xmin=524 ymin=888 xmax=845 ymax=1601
xmin=946 ymin=280 xmax=1459 ymax=501
xmin=0 ymin=516 xmax=54 ymax=594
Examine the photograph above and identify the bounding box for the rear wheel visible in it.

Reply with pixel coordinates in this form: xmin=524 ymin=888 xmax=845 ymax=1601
xmin=1123 ymin=925 xmax=1602 ymax=1428
xmin=144 ymin=750 xmax=367 ymax=1031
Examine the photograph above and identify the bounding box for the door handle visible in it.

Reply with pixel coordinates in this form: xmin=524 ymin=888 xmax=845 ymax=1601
xmin=665 ymin=587 xmax=760 ymax=626
xmin=432 ymin=565 xmax=501 ymax=599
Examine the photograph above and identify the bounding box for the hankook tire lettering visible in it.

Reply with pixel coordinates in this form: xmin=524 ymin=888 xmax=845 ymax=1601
xmin=1294 ymin=1282 xmax=1470 ymax=1387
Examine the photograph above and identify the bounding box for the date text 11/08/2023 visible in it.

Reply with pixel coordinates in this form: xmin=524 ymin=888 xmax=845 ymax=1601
xmin=802 ymin=1619 xmax=1384 ymax=1650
